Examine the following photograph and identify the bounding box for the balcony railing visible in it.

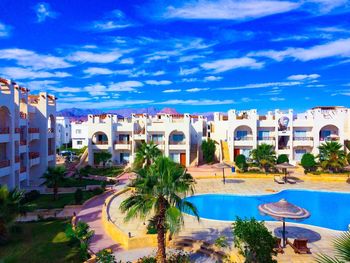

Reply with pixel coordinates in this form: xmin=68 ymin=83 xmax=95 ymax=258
xmin=293 ymin=137 xmax=313 ymax=141
xmin=234 ymin=136 xmax=253 ymax=141
xmin=0 ymin=127 xmax=9 ymax=134
xmin=20 ymin=140 xmax=27 ymax=145
xmin=20 ymin=166 xmax=26 ymax=173
xmin=169 ymin=141 xmax=186 ymax=145
xmin=28 ymin=128 xmax=39 ymax=133
xmin=0 ymin=160 xmax=10 ymax=168
xmin=15 ymin=127 xmax=21 ymax=133
xmin=29 ymin=152 xmax=40 ymax=159
xmin=48 ymin=128 xmax=54 ymax=133
xmin=15 ymin=156 xmax=20 ymax=163
xmin=20 ymin=112 xmax=27 ymax=119
xmin=257 ymin=137 xmax=275 ymax=141
xmin=278 ymin=146 xmax=290 ymax=150
xmin=94 ymin=141 xmax=108 ymax=145
xmin=114 ymin=140 xmax=131 ymax=145
xmin=153 ymin=141 xmax=165 ymax=145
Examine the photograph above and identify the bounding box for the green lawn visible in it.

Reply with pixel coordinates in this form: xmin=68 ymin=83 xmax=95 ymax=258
xmin=56 ymin=177 xmax=104 ymax=187
xmin=80 ymin=166 xmax=124 ymax=177
xmin=25 ymin=191 xmax=99 ymax=210
xmin=0 ymin=220 xmax=81 ymax=263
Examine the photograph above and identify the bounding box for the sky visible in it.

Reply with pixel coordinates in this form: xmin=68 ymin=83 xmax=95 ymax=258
xmin=0 ymin=0 xmax=350 ymax=113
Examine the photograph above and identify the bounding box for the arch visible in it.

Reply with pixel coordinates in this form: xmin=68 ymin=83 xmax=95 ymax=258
xmin=48 ymin=114 xmax=55 ymax=132
xmin=92 ymin=131 xmax=109 ymax=145
xmin=0 ymin=106 xmax=10 ymax=134
xmin=134 ymin=120 xmax=145 ymax=135
xmin=234 ymin=125 xmax=253 ymax=140
xmin=169 ymin=130 xmax=185 ymax=145
xmin=319 ymin=124 xmax=339 ymax=142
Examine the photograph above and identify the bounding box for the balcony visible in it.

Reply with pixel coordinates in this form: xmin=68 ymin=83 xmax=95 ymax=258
xmin=293 ymin=137 xmax=314 ymax=147
xmin=20 ymin=111 xmax=27 ymax=119
xmin=257 ymin=137 xmax=275 ymax=146
xmin=169 ymin=140 xmax=186 ymax=150
xmin=28 ymin=127 xmax=39 ymax=133
xmin=0 ymin=127 xmax=9 ymax=134
xmin=15 ymin=127 xmax=21 ymax=133
xmin=234 ymin=136 xmax=254 ymax=147
xmin=114 ymin=140 xmax=132 ymax=150
xmin=48 ymin=128 xmax=54 ymax=138
xmin=0 ymin=160 xmax=10 ymax=168
xmin=153 ymin=141 xmax=165 ymax=151
xmin=48 ymin=150 xmax=55 ymax=162
xmin=29 ymin=128 xmax=40 ymax=141
xmin=20 ymin=166 xmax=27 ymax=181
xmin=29 ymin=152 xmax=40 ymax=166
xmin=0 ymin=159 xmax=11 ymax=177
xmin=15 ymin=156 xmax=20 ymax=163
xmin=20 ymin=166 xmax=26 ymax=174
xmin=0 ymin=127 xmax=10 ymax=142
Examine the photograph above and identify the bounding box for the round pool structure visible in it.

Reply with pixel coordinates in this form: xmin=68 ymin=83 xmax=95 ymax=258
xmin=184 ymin=189 xmax=350 ymax=231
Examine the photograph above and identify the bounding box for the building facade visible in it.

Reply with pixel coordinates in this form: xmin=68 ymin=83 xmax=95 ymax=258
xmin=71 ymin=121 xmax=89 ymax=149
xmin=72 ymin=113 xmax=207 ymax=167
xmin=210 ymin=107 xmax=350 ymax=164
xmin=56 ymin=116 xmax=71 ymax=149
xmin=0 ymin=78 xmax=56 ymax=189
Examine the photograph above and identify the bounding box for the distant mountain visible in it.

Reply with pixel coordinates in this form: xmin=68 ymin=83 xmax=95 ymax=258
xmin=159 ymin=107 xmax=179 ymax=114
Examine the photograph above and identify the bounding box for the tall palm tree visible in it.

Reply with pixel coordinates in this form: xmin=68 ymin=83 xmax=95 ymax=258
xmin=316 ymin=231 xmax=350 ymax=263
xmin=40 ymin=166 xmax=66 ymax=200
xmin=250 ymin=143 xmax=276 ymax=172
xmin=0 ymin=186 xmax=24 ymax=243
xmin=318 ymin=141 xmax=346 ymax=172
xmin=120 ymin=157 xmax=199 ymax=263
xmin=134 ymin=141 xmax=161 ymax=169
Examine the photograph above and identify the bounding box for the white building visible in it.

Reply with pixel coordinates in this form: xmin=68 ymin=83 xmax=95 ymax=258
xmin=56 ymin=116 xmax=71 ymax=149
xmin=71 ymin=121 xmax=88 ymax=149
xmin=72 ymin=113 xmax=207 ymax=167
xmin=0 ymin=78 xmax=56 ymax=189
xmin=210 ymin=107 xmax=350 ymax=164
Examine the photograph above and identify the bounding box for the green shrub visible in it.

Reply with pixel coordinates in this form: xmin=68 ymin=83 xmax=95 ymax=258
xmin=214 ymin=235 xmax=229 ymax=248
xmin=74 ymin=189 xmax=83 ymax=205
xmin=301 ymin=153 xmax=317 ymax=174
xmin=277 ymin=154 xmax=289 ymax=164
xmin=92 ymin=187 xmax=104 ymax=195
xmin=22 ymin=190 xmax=40 ymax=203
xmin=201 ymin=138 xmax=216 ymax=164
xmin=96 ymin=248 xmax=116 ymax=263
xmin=235 ymin=154 xmax=248 ymax=171
xmin=136 ymin=252 xmax=190 ymax=263
xmin=347 ymin=152 xmax=350 ymax=165
xmin=233 ymin=217 xmax=277 ymax=263
xmin=100 ymin=181 xmax=107 ymax=191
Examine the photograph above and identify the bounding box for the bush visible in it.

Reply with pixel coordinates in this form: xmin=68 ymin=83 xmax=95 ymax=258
xmin=22 ymin=190 xmax=40 ymax=203
xmin=136 ymin=252 xmax=190 ymax=263
xmin=301 ymin=153 xmax=317 ymax=174
xmin=233 ymin=217 xmax=277 ymax=263
xmin=100 ymin=181 xmax=107 ymax=191
xmin=235 ymin=154 xmax=248 ymax=172
xmin=277 ymin=154 xmax=289 ymax=164
xmin=347 ymin=152 xmax=350 ymax=165
xmin=96 ymin=248 xmax=116 ymax=263
xmin=74 ymin=189 xmax=83 ymax=205
xmin=214 ymin=235 xmax=229 ymax=248
xmin=201 ymin=138 xmax=216 ymax=164
xmin=92 ymin=187 xmax=104 ymax=195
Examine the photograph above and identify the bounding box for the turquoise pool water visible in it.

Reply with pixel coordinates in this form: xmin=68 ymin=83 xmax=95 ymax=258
xmin=184 ymin=190 xmax=350 ymax=231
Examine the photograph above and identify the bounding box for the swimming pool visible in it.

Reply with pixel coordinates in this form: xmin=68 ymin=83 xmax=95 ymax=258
xmin=184 ymin=190 xmax=350 ymax=231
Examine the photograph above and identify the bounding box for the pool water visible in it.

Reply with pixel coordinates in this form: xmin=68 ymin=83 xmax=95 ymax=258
xmin=184 ymin=190 xmax=350 ymax=231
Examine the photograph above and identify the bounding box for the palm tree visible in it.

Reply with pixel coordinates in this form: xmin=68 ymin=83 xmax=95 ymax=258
xmin=318 ymin=141 xmax=346 ymax=172
xmin=120 ymin=157 xmax=199 ymax=263
xmin=134 ymin=141 xmax=161 ymax=169
xmin=316 ymin=231 xmax=350 ymax=263
xmin=0 ymin=186 xmax=24 ymax=243
xmin=40 ymin=166 xmax=66 ymax=200
xmin=250 ymin=143 xmax=276 ymax=172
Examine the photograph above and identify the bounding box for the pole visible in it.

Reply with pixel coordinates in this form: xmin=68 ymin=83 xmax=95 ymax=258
xmin=282 ymin=218 xmax=286 ymax=247
xmin=223 ymin=168 xmax=225 ymax=184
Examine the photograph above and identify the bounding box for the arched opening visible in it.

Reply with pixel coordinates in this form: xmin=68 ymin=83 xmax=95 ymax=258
xmin=0 ymin=106 xmax=10 ymax=134
xmin=134 ymin=120 xmax=145 ymax=135
xmin=169 ymin=130 xmax=185 ymax=145
xmin=234 ymin=125 xmax=253 ymax=141
xmin=48 ymin=114 xmax=55 ymax=133
xmin=92 ymin=131 xmax=109 ymax=145
xmin=319 ymin=125 xmax=339 ymax=142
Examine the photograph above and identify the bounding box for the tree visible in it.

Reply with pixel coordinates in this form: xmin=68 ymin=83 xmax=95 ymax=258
xmin=232 ymin=217 xmax=277 ymax=263
xmin=134 ymin=142 xmax=161 ymax=169
xmin=96 ymin=249 xmax=116 ymax=263
xmin=40 ymin=166 xmax=66 ymax=200
xmin=347 ymin=152 xmax=350 ymax=165
xmin=94 ymin=150 xmax=112 ymax=167
xmin=316 ymin=231 xmax=350 ymax=263
xmin=201 ymin=139 xmax=216 ymax=164
xmin=250 ymin=144 xmax=276 ymax=173
xmin=301 ymin=153 xmax=317 ymax=174
xmin=235 ymin=154 xmax=248 ymax=172
xmin=66 ymin=221 xmax=94 ymax=261
xmin=0 ymin=186 xmax=25 ymax=243
xmin=74 ymin=189 xmax=83 ymax=205
xmin=318 ymin=141 xmax=346 ymax=172
xmin=120 ymin=157 xmax=199 ymax=263
xmin=277 ymin=154 xmax=289 ymax=164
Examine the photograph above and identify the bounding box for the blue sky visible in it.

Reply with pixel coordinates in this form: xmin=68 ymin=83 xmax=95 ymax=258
xmin=0 ymin=0 xmax=350 ymax=113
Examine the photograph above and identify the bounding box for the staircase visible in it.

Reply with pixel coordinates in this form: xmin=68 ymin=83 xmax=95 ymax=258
xmin=190 ymin=144 xmax=198 ymax=166
xmin=221 ymin=140 xmax=230 ymax=163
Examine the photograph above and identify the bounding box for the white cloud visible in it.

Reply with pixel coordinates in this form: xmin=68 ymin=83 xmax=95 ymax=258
xmin=156 ymin=99 xmax=235 ymax=105
xmin=120 ymin=58 xmax=134 ymax=64
xmin=201 ymin=57 xmax=264 ymax=73
xmin=0 ymin=22 xmax=12 ymax=38
xmin=186 ymin=88 xmax=209 ymax=92
xmin=108 ymin=81 xmax=144 ymax=92
xmin=60 ymin=97 xmax=92 ymax=102
xmin=178 ymin=55 xmax=205 ymax=62
xmin=0 ymin=48 xmax=71 ymax=70
xmin=153 ymin=70 xmax=165 ymax=76
xmin=250 ymin=38 xmax=350 ymax=62
xmin=182 ymin=78 xmax=198 ymax=82
xmin=57 ymin=99 xmax=153 ymax=110
xmin=68 ymin=50 xmax=123 ymax=63
xmin=0 ymin=67 xmax=71 ymax=80
xmin=180 ymin=67 xmax=200 ymax=75
xmin=48 ymin=86 xmax=82 ymax=93
xmin=84 ymin=83 xmax=107 ymax=96
xmin=204 ymin=76 xmax=222 ymax=81
xmin=218 ymin=81 xmax=301 ymax=90
xmin=287 ymin=74 xmax=320 ymax=80
xmin=145 ymin=80 xmax=172 ymax=85
xmin=270 ymin=97 xmax=285 ymax=101
xmin=25 ymin=80 xmax=59 ymax=90
xmin=162 ymin=89 xmax=181 ymax=93
xmin=88 ymin=9 xmax=134 ymax=32
xmin=306 ymin=0 xmax=348 ymax=13
xmin=83 ymin=67 xmax=114 ymax=76
xmin=163 ymin=0 xmax=300 ymax=20
xmin=34 ymin=2 xmax=58 ymax=23
xmin=305 ymin=84 xmax=326 ymax=87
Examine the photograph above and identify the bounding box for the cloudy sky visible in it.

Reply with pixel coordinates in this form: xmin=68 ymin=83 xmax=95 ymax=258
xmin=0 ymin=0 xmax=350 ymax=112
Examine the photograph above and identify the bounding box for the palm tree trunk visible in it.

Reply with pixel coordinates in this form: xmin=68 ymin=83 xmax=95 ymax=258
xmin=156 ymin=198 xmax=166 ymax=263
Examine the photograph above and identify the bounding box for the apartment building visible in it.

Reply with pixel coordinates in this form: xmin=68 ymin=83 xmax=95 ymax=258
xmin=56 ymin=116 xmax=71 ymax=149
xmin=210 ymin=107 xmax=350 ymax=164
xmin=0 ymin=78 xmax=56 ymax=189
xmin=72 ymin=113 xmax=207 ymax=167
xmin=71 ymin=121 xmax=88 ymax=149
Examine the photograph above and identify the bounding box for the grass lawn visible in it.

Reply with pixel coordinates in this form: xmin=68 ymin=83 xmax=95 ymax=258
xmin=56 ymin=177 xmax=104 ymax=187
xmin=25 ymin=191 xmax=98 ymax=210
xmin=80 ymin=166 xmax=124 ymax=177
xmin=0 ymin=220 xmax=81 ymax=263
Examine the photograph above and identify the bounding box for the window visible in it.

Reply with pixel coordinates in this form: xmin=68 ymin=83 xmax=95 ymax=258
xmin=119 ymin=134 xmax=129 ymax=142
xmin=77 ymin=141 xmax=82 ymax=145
xmin=65 ymin=125 xmax=68 ymax=128
xmin=258 ymin=130 xmax=270 ymax=140
xmin=66 ymin=133 xmax=68 ymax=136
xmin=294 ymin=130 xmax=306 ymax=139
xmin=295 ymin=149 xmax=306 ymax=161
xmin=76 ymin=129 xmax=82 ymax=134
xmin=151 ymin=134 xmax=163 ymax=143
xmin=236 ymin=130 xmax=248 ymax=140
xmin=170 ymin=153 xmax=180 ymax=163
xmin=120 ymin=153 xmax=130 ymax=164
xmin=172 ymin=134 xmax=184 ymax=142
